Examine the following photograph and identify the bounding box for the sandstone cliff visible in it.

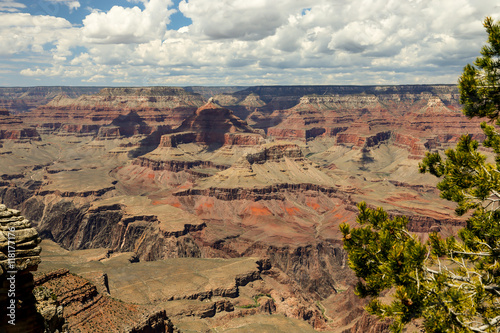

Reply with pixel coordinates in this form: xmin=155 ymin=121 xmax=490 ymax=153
xmin=132 ymin=100 xmax=265 ymax=175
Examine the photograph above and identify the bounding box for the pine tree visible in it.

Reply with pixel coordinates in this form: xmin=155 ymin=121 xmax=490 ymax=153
xmin=340 ymin=17 xmax=500 ymax=332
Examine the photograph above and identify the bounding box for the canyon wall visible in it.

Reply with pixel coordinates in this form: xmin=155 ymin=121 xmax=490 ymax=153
xmin=0 ymin=85 xmax=483 ymax=332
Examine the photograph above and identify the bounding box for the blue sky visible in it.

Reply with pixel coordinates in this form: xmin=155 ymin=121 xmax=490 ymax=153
xmin=1 ymin=0 xmax=499 ymax=86
xmin=15 ymin=0 xmax=191 ymax=29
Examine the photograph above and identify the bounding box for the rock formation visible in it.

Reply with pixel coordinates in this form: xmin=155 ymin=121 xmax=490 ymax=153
xmin=22 ymin=87 xmax=206 ymax=137
xmin=0 ymin=108 xmax=40 ymax=141
xmin=173 ymin=99 xmax=264 ymax=146
xmin=34 ymin=269 xmax=176 ymax=332
xmin=132 ymin=100 xmax=265 ymax=175
xmin=0 ymin=87 xmax=102 ymax=114
xmin=0 ymin=84 xmax=487 ymax=332
xmin=265 ymin=93 xmax=482 ymax=157
xmin=0 ymin=204 xmax=43 ymax=332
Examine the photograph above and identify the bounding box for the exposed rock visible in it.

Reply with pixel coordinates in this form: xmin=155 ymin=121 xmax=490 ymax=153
xmin=131 ymin=101 xmax=265 ymax=175
xmin=174 ymin=101 xmax=262 ymax=146
xmin=0 ymin=86 xmax=102 ymax=114
xmin=34 ymin=269 xmax=176 ymax=333
xmin=0 ymin=84 xmax=487 ymax=332
xmin=23 ymin=87 xmax=206 ymax=137
xmin=0 ymin=204 xmax=43 ymax=332
xmin=174 ymin=142 xmax=347 ymax=197
xmin=33 ymin=284 xmax=66 ymax=332
xmin=0 ymin=108 xmax=41 ymax=141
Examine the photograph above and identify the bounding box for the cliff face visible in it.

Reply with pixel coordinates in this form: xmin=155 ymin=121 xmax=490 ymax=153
xmin=216 ymin=84 xmax=459 ymax=115
xmin=0 ymin=84 xmax=484 ymax=332
xmin=131 ymin=101 xmax=266 ymax=175
xmin=23 ymin=87 xmax=206 ymax=137
xmin=213 ymin=85 xmax=482 ymax=161
xmin=174 ymin=101 xmax=261 ymax=146
xmin=0 ymin=108 xmax=40 ymax=141
xmin=34 ymin=269 xmax=175 ymax=333
xmin=265 ymin=93 xmax=481 ymax=158
xmin=0 ymin=86 xmax=103 ymax=114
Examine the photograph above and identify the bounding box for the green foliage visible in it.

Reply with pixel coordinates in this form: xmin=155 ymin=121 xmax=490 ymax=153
xmin=236 ymin=294 xmax=273 ymax=309
xmin=459 ymin=17 xmax=500 ymax=123
xmin=342 ymin=17 xmax=500 ymax=333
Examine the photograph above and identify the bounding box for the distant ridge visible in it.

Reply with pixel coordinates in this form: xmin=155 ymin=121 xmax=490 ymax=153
xmin=0 ymin=86 xmax=104 ymax=113
xmin=0 ymin=84 xmax=459 ymax=113
xmin=235 ymin=84 xmax=458 ymax=96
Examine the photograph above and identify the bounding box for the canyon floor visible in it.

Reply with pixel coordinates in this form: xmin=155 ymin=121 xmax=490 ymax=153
xmin=0 ymin=85 xmax=481 ymax=332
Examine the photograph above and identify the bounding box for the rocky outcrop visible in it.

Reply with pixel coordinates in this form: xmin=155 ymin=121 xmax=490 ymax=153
xmin=34 ymin=269 xmax=176 ymax=332
xmin=133 ymin=157 xmax=228 ymax=174
xmin=23 ymin=87 xmax=206 ymax=136
xmin=243 ymin=143 xmax=302 ymax=162
xmin=174 ymin=182 xmax=352 ymax=201
xmin=173 ymin=100 xmax=261 ymax=146
xmin=19 ymin=196 xmax=206 ymax=261
xmin=393 ymin=133 xmax=427 ymax=158
xmin=218 ymin=86 xmax=484 ymax=162
xmin=0 ymin=108 xmax=41 ymax=141
xmin=132 ymin=101 xmax=265 ymax=174
xmin=0 ymin=204 xmax=43 ymax=332
xmin=342 ymin=313 xmax=392 ymax=333
xmin=223 ymin=132 xmax=265 ymax=146
xmin=157 ymin=132 xmax=198 ymax=148
xmin=33 ymin=284 xmax=66 ymax=332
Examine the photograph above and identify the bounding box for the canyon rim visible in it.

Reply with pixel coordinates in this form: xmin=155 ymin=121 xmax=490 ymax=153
xmin=0 ymin=84 xmax=486 ymax=332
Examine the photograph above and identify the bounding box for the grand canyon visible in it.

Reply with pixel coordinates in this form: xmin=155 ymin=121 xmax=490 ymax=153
xmin=0 ymin=85 xmax=485 ymax=332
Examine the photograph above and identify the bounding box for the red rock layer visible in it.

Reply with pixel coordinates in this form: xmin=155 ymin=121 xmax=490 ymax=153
xmin=133 ymin=156 xmax=228 ymax=173
xmin=267 ymin=94 xmax=484 ymax=157
xmin=174 ymin=101 xmax=261 ymax=146
xmin=0 ymin=108 xmax=40 ymax=140
xmin=34 ymin=269 xmax=175 ymax=332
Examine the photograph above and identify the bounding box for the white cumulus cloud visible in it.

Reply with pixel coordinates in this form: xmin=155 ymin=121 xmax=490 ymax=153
xmin=82 ymin=0 xmax=175 ymax=44
xmin=179 ymin=0 xmax=316 ymax=40
xmin=0 ymin=13 xmax=75 ymax=55
xmin=3 ymin=0 xmax=500 ymax=86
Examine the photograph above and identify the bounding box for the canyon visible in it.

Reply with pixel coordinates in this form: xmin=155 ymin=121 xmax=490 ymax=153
xmin=0 ymin=85 xmax=485 ymax=332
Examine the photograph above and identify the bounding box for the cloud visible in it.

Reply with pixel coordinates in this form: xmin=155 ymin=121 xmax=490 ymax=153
xmin=0 ymin=13 xmax=75 ymax=56
xmin=46 ymin=0 xmax=81 ymax=12
xmin=178 ymin=0 xmax=315 ymax=40
xmin=0 ymin=1 xmax=26 ymax=12
xmin=4 ymin=0 xmax=500 ymax=86
xmin=82 ymin=0 xmax=175 ymax=44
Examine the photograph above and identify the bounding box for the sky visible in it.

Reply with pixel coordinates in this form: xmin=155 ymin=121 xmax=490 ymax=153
xmin=0 ymin=0 xmax=499 ymax=87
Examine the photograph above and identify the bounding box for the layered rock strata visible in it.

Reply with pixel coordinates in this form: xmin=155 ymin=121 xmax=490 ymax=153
xmin=0 ymin=108 xmax=40 ymax=141
xmin=34 ymin=269 xmax=176 ymax=332
xmin=0 ymin=204 xmax=43 ymax=332
xmin=133 ymin=100 xmax=265 ymax=173
xmin=211 ymin=85 xmax=484 ymax=162
xmin=173 ymin=100 xmax=263 ymax=146
xmin=265 ymin=93 xmax=483 ymax=159
xmin=0 ymin=84 xmax=484 ymax=332
xmin=23 ymin=87 xmax=206 ymax=137
xmin=0 ymin=86 xmax=102 ymax=114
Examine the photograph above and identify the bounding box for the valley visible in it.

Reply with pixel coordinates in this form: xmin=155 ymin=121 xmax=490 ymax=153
xmin=0 ymin=85 xmax=483 ymax=332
